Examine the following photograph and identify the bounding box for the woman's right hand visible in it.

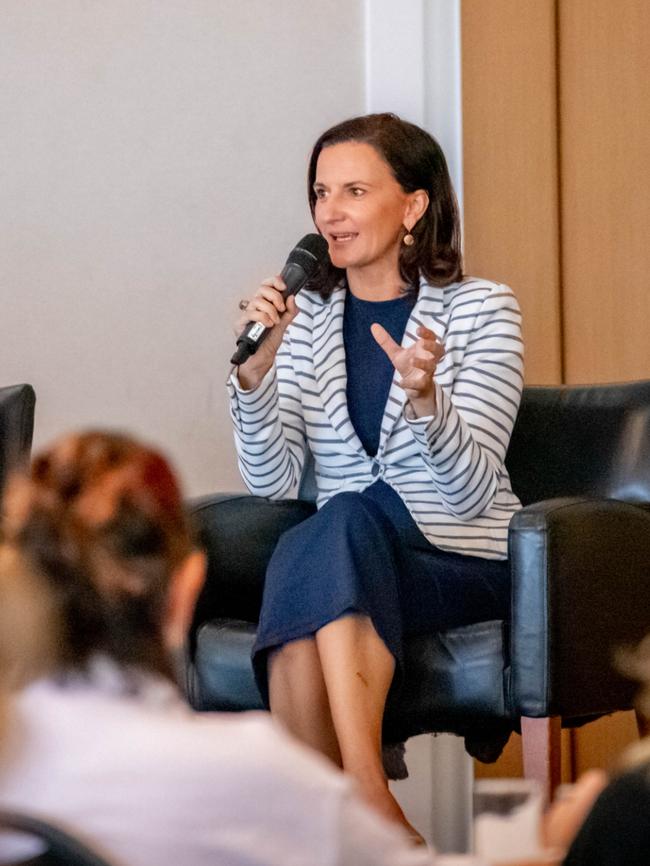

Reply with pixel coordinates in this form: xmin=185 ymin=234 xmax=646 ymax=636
xmin=233 ymin=276 xmax=299 ymax=390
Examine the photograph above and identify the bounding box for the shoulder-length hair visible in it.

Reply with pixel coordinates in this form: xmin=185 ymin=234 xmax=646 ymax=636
xmin=306 ymin=113 xmax=463 ymax=299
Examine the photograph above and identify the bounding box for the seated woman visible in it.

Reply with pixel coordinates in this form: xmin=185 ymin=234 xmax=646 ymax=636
xmin=229 ymin=112 xmax=523 ymax=838
xmin=0 ymin=430 xmax=435 ymax=866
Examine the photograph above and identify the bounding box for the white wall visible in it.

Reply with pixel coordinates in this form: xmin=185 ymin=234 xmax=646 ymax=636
xmin=1 ymin=0 xmax=364 ymax=495
xmin=365 ymin=0 xmax=463 ymax=207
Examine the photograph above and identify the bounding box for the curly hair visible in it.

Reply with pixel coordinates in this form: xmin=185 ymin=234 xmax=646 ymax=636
xmin=0 ymin=431 xmax=193 ymax=681
xmin=305 ymin=113 xmax=463 ymax=299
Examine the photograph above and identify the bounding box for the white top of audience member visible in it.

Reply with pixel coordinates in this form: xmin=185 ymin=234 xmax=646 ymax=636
xmin=0 ymin=657 xmax=434 ymax=866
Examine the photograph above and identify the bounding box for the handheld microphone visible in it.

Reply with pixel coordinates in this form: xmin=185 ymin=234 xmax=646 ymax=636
xmin=230 ymin=233 xmax=330 ymax=367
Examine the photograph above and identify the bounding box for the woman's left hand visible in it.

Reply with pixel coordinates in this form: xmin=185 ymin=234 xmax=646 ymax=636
xmin=371 ymin=323 xmax=444 ymax=418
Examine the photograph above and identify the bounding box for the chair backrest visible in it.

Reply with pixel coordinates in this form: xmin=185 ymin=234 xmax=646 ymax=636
xmin=0 ymin=383 xmax=36 ymax=494
xmin=299 ymin=380 xmax=650 ymax=508
xmin=0 ymin=810 xmax=113 ymax=866
xmin=505 ymin=380 xmax=650 ymax=506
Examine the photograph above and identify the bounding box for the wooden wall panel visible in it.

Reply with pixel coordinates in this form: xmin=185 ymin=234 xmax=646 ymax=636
xmin=462 ymin=0 xmax=646 ymax=784
xmin=461 ymin=0 xmax=562 ymax=384
xmin=474 ymin=714 xmax=638 ymax=784
xmin=559 ymin=0 xmax=650 ymax=383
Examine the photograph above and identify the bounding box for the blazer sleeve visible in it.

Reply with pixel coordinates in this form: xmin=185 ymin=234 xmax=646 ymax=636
xmin=405 ymin=283 xmax=524 ymax=520
xmin=227 ymin=329 xmax=307 ymax=498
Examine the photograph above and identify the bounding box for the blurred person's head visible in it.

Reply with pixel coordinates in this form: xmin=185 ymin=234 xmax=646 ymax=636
xmin=0 ymin=431 xmax=205 ymax=688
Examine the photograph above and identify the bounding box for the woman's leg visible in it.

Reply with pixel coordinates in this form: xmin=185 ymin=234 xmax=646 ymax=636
xmin=268 ymin=636 xmax=342 ymax=767
xmin=256 ymin=491 xmax=421 ymax=832
xmin=315 ymin=613 xmax=416 ymax=832
xmin=269 ymin=615 xmax=418 ymax=836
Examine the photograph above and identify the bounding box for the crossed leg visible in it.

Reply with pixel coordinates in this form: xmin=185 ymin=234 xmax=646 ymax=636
xmin=268 ymin=612 xmax=417 ymax=835
xmin=268 ymin=635 xmax=342 ymax=766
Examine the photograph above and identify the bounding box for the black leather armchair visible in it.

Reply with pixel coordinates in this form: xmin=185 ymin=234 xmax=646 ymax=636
xmin=187 ymin=381 xmax=650 ymax=797
xmin=0 ymin=384 xmax=36 ymax=494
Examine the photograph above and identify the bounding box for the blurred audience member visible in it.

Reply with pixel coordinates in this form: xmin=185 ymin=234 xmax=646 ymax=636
xmin=557 ymin=635 xmax=650 ymax=865
xmin=0 ymin=431 xmax=433 ymax=866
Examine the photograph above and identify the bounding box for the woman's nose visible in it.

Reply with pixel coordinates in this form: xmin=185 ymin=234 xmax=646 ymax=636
xmin=319 ymin=193 xmax=346 ymax=223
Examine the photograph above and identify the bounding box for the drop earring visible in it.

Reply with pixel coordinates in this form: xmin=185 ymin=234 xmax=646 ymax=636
xmin=403 ymin=227 xmax=415 ymax=246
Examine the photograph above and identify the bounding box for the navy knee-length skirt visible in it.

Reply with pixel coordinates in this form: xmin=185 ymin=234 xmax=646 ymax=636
xmin=252 ymin=480 xmax=510 ymax=705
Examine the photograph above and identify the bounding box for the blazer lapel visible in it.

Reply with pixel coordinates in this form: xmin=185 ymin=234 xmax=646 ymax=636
xmin=377 ymin=278 xmax=450 ymax=454
xmin=312 ymin=287 xmax=365 ymax=455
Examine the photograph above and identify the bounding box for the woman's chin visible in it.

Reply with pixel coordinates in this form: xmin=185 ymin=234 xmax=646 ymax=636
xmin=327 ymin=249 xmax=350 ymax=269
xmin=330 ymin=250 xmax=364 ymax=271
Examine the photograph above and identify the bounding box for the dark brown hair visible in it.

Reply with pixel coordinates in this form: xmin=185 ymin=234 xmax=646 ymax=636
xmin=306 ymin=113 xmax=463 ymax=299
xmin=0 ymin=431 xmax=193 ymax=681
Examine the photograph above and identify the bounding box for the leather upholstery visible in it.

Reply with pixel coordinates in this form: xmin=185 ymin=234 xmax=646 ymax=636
xmin=0 ymin=384 xmax=36 ymax=495
xmin=188 ymin=381 xmax=650 ymax=755
xmin=506 ymin=381 xmax=650 ymax=505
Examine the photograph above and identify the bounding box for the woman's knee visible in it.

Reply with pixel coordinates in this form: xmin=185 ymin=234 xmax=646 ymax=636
xmin=271 ymin=635 xmax=317 ymax=665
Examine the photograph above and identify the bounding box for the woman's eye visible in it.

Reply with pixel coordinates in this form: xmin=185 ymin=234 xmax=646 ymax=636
xmin=315 ymin=188 xmax=327 ymax=199
xmin=351 ymin=187 xmax=365 ymax=197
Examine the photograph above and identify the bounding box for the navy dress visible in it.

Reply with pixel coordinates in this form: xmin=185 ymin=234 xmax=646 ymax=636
xmin=252 ymin=291 xmax=510 ymax=704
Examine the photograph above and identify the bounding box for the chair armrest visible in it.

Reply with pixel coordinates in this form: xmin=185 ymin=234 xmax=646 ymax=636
xmin=188 ymin=493 xmax=316 ymax=625
xmin=509 ymin=497 xmax=650 ymax=718
xmin=0 ymin=383 xmax=36 ymax=492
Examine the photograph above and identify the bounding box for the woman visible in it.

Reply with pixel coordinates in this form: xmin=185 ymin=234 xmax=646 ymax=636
xmin=228 ymin=113 xmax=524 ymax=836
xmin=0 ymin=431 xmax=435 ymax=866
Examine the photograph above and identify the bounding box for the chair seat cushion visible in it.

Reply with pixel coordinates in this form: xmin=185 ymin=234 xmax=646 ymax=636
xmin=190 ymin=617 xmax=512 ymax=741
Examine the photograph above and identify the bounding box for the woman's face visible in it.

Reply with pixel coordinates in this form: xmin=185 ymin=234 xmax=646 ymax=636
xmin=313 ymin=141 xmax=417 ymax=282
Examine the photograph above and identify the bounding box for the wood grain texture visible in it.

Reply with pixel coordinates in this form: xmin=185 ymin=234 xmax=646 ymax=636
xmin=461 ymin=0 xmax=562 ymax=384
xmin=464 ymin=0 xmax=648 ymax=783
xmin=559 ymin=0 xmax=650 ymax=383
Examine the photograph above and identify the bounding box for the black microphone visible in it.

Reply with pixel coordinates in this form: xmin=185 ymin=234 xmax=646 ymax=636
xmin=230 ymin=233 xmax=330 ymax=367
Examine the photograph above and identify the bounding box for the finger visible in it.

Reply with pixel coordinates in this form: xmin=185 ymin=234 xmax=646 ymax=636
xmin=370 ymin=323 xmax=402 ymax=365
xmin=413 ymin=344 xmax=438 ymax=362
xmin=236 ymin=299 xmax=279 ymax=331
xmin=416 ymin=336 xmax=445 ymax=362
xmin=260 ymin=275 xmax=287 ymax=293
xmin=410 ymin=356 xmax=437 ymax=375
xmin=254 ymin=297 xmax=282 ymax=326
xmin=399 ymin=369 xmax=432 ymax=392
xmin=412 ymin=346 xmax=440 ymax=369
xmin=416 ymin=338 xmax=441 ymax=355
xmin=416 ymin=325 xmax=437 ymax=341
xmin=256 ymin=282 xmax=288 ymax=312
xmin=284 ymin=294 xmax=299 ymax=321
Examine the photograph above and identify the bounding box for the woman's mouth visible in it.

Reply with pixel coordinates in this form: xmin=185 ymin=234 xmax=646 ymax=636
xmin=330 ymin=232 xmax=358 ymax=244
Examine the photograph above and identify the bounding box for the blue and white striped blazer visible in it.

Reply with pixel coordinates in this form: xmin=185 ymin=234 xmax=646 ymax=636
xmin=228 ymin=276 xmax=524 ymax=559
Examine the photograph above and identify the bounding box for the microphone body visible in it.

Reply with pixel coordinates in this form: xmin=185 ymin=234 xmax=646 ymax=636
xmin=230 ymin=234 xmax=329 ymax=367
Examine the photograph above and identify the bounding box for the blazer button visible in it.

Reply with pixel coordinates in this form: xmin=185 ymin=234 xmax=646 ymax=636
xmin=371 ymin=462 xmax=380 ymax=477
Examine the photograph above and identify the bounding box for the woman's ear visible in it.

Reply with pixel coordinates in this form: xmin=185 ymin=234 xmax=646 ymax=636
xmin=404 ymin=189 xmax=429 ymax=232
xmin=163 ymin=549 xmax=206 ymax=651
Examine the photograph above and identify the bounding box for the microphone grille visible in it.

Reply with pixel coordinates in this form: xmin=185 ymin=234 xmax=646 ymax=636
xmin=289 ymin=233 xmax=330 ymax=273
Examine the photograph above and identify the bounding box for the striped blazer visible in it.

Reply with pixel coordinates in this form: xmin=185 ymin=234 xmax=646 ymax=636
xmin=228 ymin=276 xmax=524 ymax=559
